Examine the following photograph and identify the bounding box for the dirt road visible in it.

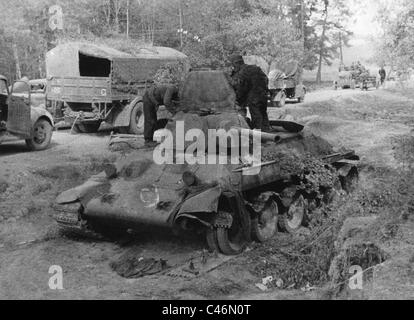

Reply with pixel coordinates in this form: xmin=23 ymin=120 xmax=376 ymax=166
xmin=0 ymin=87 xmax=413 ymax=299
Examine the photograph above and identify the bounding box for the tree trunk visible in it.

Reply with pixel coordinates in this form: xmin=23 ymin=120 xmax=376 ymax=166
xmin=299 ymin=0 xmax=305 ymax=81
xmin=316 ymin=1 xmax=329 ymax=85
xmin=104 ymin=0 xmax=111 ymax=27
xmin=179 ymin=0 xmax=183 ymax=48
xmin=12 ymin=42 xmax=21 ymax=80
xmin=126 ymin=0 xmax=130 ymax=38
xmin=113 ymin=0 xmax=122 ymax=33
xmin=339 ymin=32 xmax=343 ymax=65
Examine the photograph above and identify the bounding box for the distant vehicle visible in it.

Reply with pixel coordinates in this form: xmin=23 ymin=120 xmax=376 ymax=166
xmin=268 ymin=60 xmax=306 ymax=107
xmin=359 ymin=76 xmax=378 ymax=91
xmin=243 ymin=56 xmax=306 ymax=108
xmin=333 ymin=70 xmax=356 ymax=90
xmin=334 ymin=62 xmax=378 ymax=91
xmin=46 ymin=42 xmax=190 ymax=133
xmin=0 ymin=75 xmax=54 ymax=151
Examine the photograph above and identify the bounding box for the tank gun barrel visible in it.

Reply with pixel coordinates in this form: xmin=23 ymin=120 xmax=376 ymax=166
xmin=231 ymin=127 xmax=300 ymax=143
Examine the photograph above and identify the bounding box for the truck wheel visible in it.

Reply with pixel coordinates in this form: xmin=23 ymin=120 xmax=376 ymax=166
xmin=128 ymin=102 xmax=144 ymax=135
xmin=216 ymin=211 xmax=247 ymax=255
xmin=279 ymin=195 xmax=307 ymax=234
xmin=251 ymin=198 xmax=279 ymax=242
xmin=73 ymin=122 xmax=101 ymax=133
xmin=25 ymin=119 xmax=52 ymax=151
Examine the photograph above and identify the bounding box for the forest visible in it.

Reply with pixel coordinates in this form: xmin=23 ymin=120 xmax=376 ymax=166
xmin=0 ymin=0 xmax=412 ymax=83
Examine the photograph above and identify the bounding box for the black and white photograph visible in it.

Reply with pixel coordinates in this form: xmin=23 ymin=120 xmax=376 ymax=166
xmin=0 ymin=0 xmax=413 ymax=304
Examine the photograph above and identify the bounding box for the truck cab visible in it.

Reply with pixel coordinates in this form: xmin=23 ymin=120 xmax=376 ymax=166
xmin=0 ymin=75 xmax=54 ymax=151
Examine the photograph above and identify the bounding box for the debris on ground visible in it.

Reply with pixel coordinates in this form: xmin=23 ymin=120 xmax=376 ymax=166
xmin=108 ymin=133 xmax=146 ymax=153
xmin=167 ymin=251 xmax=234 ymax=279
xmin=110 ymin=254 xmax=168 ymax=278
xmin=255 ymin=283 xmax=269 ymax=291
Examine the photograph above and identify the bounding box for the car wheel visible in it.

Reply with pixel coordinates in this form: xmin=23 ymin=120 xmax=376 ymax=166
xmin=25 ymin=119 xmax=53 ymax=151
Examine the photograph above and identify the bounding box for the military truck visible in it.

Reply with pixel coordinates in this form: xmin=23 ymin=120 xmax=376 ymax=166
xmin=243 ymin=56 xmax=306 ymax=108
xmin=0 ymin=76 xmax=54 ymax=151
xmin=268 ymin=60 xmax=306 ymax=107
xmin=46 ymin=42 xmax=189 ymax=133
xmin=334 ymin=62 xmax=377 ymax=90
xmin=333 ymin=70 xmax=356 ymax=90
xmin=54 ymin=70 xmax=358 ymax=255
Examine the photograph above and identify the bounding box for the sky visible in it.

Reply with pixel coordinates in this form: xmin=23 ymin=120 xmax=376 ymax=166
xmin=340 ymin=0 xmax=384 ymax=66
xmin=348 ymin=0 xmax=382 ymax=39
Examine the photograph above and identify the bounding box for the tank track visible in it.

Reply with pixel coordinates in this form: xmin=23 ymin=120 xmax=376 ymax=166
xmin=54 ymin=206 xmax=104 ymax=240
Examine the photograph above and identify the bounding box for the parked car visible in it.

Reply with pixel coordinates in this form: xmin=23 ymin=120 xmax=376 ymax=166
xmin=0 ymin=75 xmax=54 ymax=151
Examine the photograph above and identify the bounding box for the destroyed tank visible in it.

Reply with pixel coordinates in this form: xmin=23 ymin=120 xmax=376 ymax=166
xmin=54 ymin=70 xmax=359 ymax=255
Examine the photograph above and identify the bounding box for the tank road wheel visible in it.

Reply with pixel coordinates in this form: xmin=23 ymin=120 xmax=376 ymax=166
xmin=215 ymin=211 xmax=247 ymax=255
xmin=251 ymin=198 xmax=279 ymax=242
xmin=25 ymin=119 xmax=53 ymax=151
xmin=279 ymin=195 xmax=307 ymax=234
xmin=128 ymin=102 xmax=145 ymax=135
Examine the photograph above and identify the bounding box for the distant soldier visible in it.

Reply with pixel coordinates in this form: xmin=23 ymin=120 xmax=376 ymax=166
xmin=379 ymin=67 xmax=386 ymax=85
xmin=143 ymin=84 xmax=179 ymax=147
xmin=229 ymin=54 xmax=270 ymax=131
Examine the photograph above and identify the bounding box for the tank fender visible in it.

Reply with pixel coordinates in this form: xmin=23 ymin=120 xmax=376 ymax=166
xmin=171 ymin=186 xmax=222 ymax=227
xmin=177 ymin=186 xmax=222 ymax=216
xmin=56 ymin=172 xmax=107 ymax=204
xmin=175 ymin=213 xmax=213 ymax=228
xmin=31 ymin=106 xmax=54 ymax=127
xmin=112 ymin=96 xmax=142 ymax=127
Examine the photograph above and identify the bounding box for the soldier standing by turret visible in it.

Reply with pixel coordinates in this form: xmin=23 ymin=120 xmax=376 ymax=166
xmin=229 ymin=54 xmax=270 ymax=132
